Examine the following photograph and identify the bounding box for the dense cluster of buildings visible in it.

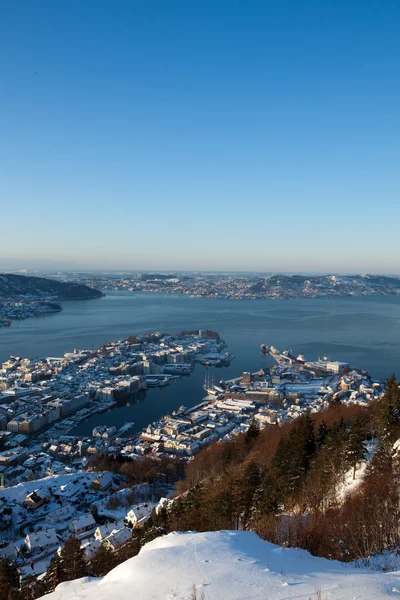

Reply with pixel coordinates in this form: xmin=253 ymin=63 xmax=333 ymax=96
xmin=0 ymin=468 xmax=160 ymax=580
xmin=0 ymin=321 xmax=388 ymax=583
xmin=73 ymin=272 xmax=400 ymax=300
xmin=127 ymin=350 xmax=385 ymax=458
xmin=0 ymin=331 xmax=228 ymax=485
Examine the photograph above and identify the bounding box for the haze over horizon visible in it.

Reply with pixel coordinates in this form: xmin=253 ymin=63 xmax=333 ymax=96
xmin=2 ymin=0 xmax=399 ymax=272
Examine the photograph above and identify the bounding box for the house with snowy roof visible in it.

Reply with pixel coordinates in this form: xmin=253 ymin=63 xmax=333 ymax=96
xmin=25 ymin=528 xmax=58 ymax=552
xmin=81 ymin=539 xmax=101 ymax=560
xmin=54 ymin=481 xmax=80 ymax=499
xmin=90 ymin=471 xmax=113 ymax=491
xmin=103 ymin=527 xmax=131 ymax=551
xmin=23 ymin=488 xmax=50 ymax=511
xmin=45 ymin=503 xmax=76 ymax=526
xmin=124 ymin=503 xmax=155 ymax=528
xmin=94 ymin=520 xmax=124 ymax=541
xmin=69 ymin=514 xmax=96 ymax=535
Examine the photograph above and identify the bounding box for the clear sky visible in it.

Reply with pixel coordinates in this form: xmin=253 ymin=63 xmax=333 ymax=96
xmin=1 ymin=0 xmax=399 ymax=273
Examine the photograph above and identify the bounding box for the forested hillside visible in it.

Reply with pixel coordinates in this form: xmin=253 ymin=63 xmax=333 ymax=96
xmin=155 ymin=376 xmax=400 ymax=563
xmin=0 ymin=274 xmax=103 ymax=300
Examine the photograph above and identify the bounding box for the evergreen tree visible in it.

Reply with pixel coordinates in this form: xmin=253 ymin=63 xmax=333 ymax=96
xmin=44 ymin=553 xmax=66 ymax=592
xmin=366 ymin=442 xmax=393 ymax=479
xmin=21 ymin=576 xmax=46 ymax=600
xmin=131 ymin=528 xmax=145 ymax=555
xmin=234 ymin=461 xmax=261 ymax=526
xmin=214 ymin=487 xmax=235 ymax=529
xmin=61 ymin=536 xmax=88 ymax=581
xmin=304 ymin=410 xmax=316 ymax=460
xmin=245 ymin=419 xmax=260 ymax=444
xmin=386 ymin=374 xmax=400 ymax=412
xmin=346 ymin=418 xmax=366 ymax=479
xmin=91 ymin=504 xmax=99 ymax=522
xmin=377 ymin=394 xmax=398 ymax=448
xmin=90 ymin=543 xmax=116 ymax=577
xmin=0 ymin=557 xmax=20 ymax=599
xmin=317 ymin=420 xmax=328 ymax=448
xmin=140 ymin=525 xmax=166 ymax=546
xmin=273 ymin=412 xmax=316 ymax=500
xmin=250 ymin=473 xmax=281 ymax=521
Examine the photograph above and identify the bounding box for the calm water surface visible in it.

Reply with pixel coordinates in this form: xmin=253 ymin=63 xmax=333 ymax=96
xmin=1 ymin=292 xmax=400 ymax=435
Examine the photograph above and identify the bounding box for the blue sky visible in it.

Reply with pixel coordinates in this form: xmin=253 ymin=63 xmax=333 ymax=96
xmin=1 ymin=0 xmax=399 ymax=272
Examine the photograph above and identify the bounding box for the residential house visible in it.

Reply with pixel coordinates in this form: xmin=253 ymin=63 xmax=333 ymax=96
xmin=23 ymin=488 xmax=50 ymax=511
xmin=69 ymin=514 xmax=96 ymax=536
xmin=90 ymin=472 xmax=113 ymax=491
xmin=103 ymin=527 xmax=131 ymax=551
xmin=124 ymin=503 xmax=155 ymax=529
xmin=25 ymin=528 xmax=58 ymax=553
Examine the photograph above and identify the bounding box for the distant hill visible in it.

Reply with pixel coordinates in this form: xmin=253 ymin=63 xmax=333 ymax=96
xmin=0 ymin=273 xmax=103 ymax=300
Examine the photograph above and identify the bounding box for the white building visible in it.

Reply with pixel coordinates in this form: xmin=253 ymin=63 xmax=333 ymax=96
xmin=25 ymin=528 xmax=58 ymax=552
xmin=124 ymin=503 xmax=155 ymax=528
xmin=45 ymin=504 xmax=76 ymax=526
xmin=69 ymin=514 xmax=96 ymax=535
xmin=103 ymin=527 xmax=131 ymax=551
xmin=94 ymin=521 xmax=123 ymax=541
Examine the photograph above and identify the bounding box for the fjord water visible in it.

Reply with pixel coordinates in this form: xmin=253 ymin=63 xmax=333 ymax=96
xmin=1 ymin=291 xmax=400 ymax=436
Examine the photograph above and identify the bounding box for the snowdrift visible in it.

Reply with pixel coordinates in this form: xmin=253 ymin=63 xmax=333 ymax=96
xmin=40 ymin=530 xmax=400 ymax=600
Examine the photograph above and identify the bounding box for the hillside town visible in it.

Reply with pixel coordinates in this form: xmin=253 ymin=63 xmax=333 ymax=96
xmin=69 ymin=272 xmax=400 ymax=300
xmin=0 ymin=468 xmax=161 ymax=580
xmin=0 ymin=330 xmax=387 ymax=583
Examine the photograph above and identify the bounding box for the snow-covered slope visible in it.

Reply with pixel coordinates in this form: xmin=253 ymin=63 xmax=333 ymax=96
xmin=40 ymin=530 xmax=400 ymax=600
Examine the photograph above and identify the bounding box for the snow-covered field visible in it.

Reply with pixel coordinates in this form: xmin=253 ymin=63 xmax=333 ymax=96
xmin=39 ymin=530 xmax=400 ymax=600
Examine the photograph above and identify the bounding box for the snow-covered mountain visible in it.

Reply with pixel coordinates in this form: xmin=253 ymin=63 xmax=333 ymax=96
xmin=39 ymin=530 xmax=400 ymax=600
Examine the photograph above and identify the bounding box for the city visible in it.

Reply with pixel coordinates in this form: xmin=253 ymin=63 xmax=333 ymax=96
xmin=0 ymin=325 xmax=387 ymax=583
xmin=1 ymin=0 xmax=400 ymax=598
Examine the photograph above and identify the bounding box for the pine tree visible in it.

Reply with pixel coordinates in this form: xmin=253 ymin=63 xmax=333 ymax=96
xmin=245 ymin=419 xmax=260 ymax=444
xmin=304 ymin=410 xmax=316 ymax=461
xmin=91 ymin=504 xmax=99 ymax=522
xmin=0 ymin=557 xmax=20 ymax=599
xmin=61 ymin=536 xmax=88 ymax=581
xmin=366 ymin=442 xmax=393 ymax=479
xmin=21 ymin=575 xmax=46 ymax=600
xmin=214 ymin=487 xmax=235 ymax=529
xmin=234 ymin=461 xmax=261 ymax=526
xmin=317 ymin=420 xmax=328 ymax=448
xmin=377 ymin=394 xmax=398 ymax=448
xmin=90 ymin=542 xmax=116 ymax=577
xmin=44 ymin=553 xmax=66 ymax=592
xmin=346 ymin=418 xmax=366 ymax=479
xmin=131 ymin=528 xmax=145 ymax=555
xmin=250 ymin=473 xmax=281 ymax=521
xmin=140 ymin=525 xmax=165 ymax=546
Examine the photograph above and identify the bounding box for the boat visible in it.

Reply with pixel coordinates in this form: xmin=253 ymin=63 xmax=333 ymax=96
xmin=202 ymin=373 xmax=224 ymax=396
xmin=146 ymin=378 xmax=161 ymax=387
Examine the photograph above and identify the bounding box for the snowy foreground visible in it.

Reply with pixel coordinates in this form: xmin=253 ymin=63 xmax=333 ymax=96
xmin=40 ymin=530 xmax=400 ymax=600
